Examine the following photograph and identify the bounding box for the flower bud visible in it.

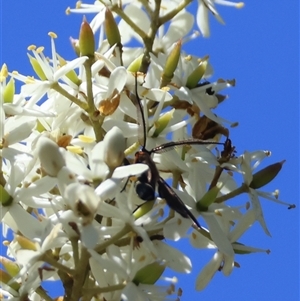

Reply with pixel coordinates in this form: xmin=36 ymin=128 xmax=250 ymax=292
xmin=105 ymin=8 xmax=121 ymax=47
xmin=161 ymin=40 xmax=182 ymax=86
xmin=57 ymin=54 xmax=82 ymax=86
xmin=196 ymin=185 xmax=220 ymax=212
xmin=186 ymin=57 xmax=208 ymax=89
xmin=70 ymin=37 xmax=80 ymax=57
xmin=79 ymin=17 xmax=95 ymax=58
xmin=249 ymin=160 xmax=285 ymax=189
xmin=36 ymin=120 xmax=46 ymax=133
xmin=0 ymin=185 xmax=13 ymax=206
xmin=64 ymin=183 xmax=99 ymax=223
xmin=133 ymin=200 xmax=155 ymax=219
xmin=0 ymin=256 xmax=20 ymax=277
xmin=152 ymin=109 xmax=174 ymax=137
xmin=133 ymin=262 xmax=165 ymax=285
xmin=3 ymin=77 xmax=15 ymax=103
xmin=37 ymin=137 xmax=66 ymax=177
xmin=0 ymin=269 xmax=20 ymax=291
xmin=103 ymin=127 xmax=126 ymax=169
xmin=15 ymin=235 xmax=38 ymax=251
xmin=27 ymin=53 xmax=47 ymax=80
xmin=127 ymin=54 xmax=143 ymax=72
xmin=0 ymin=64 xmax=8 ymax=82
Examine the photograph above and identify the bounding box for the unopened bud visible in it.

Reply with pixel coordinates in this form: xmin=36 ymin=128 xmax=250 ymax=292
xmin=57 ymin=54 xmax=82 ymax=86
xmin=0 ymin=269 xmax=20 ymax=291
xmin=153 ymin=109 xmax=174 ymax=137
xmin=37 ymin=137 xmax=66 ymax=177
xmin=0 ymin=64 xmax=8 ymax=82
xmin=133 ymin=262 xmax=165 ymax=285
xmin=105 ymin=8 xmax=121 ymax=47
xmin=161 ymin=40 xmax=182 ymax=86
xmin=3 ymin=77 xmax=15 ymax=103
xmin=64 ymin=183 xmax=99 ymax=223
xmin=103 ymin=127 xmax=126 ymax=169
xmin=186 ymin=57 xmax=208 ymax=89
xmin=15 ymin=235 xmax=38 ymax=251
xmin=0 ymin=185 xmax=13 ymax=206
xmin=133 ymin=200 xmax=155 ymax=219
xmin=127 ymin=54 xmax=143 ymax=72
xmin=0 ymin=256 xmax=20 ymax=277
xmin=79 ymin=17 xmax=95 ymax=58
xmin=70 ymin=37 xmax=80 ymax=57
xmin=27 ymin=53 xmax=47 ymax=80
xmin=196 ymin=185 xmax=220 ymax=212
xmin=249 ymin=160 xmax=285 ymax=189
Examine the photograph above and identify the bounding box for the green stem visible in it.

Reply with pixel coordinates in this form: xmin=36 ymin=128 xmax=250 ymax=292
xmin=83 ymin=59 xmax=105 ymax=142
xmin=71 ymin=237 xmax=79 ymax=269
xmin=94 ymin=224 xmax=132 ymax=253
xmin=70 ymin=246 xmax=90 ymax=301
xmin=159 ymin=0 xmax=193 ymax=24
xmin=112 ymin=6 xmax=148 ymax=40
xmin=51 ymin=82 xmax=88 ymax=110
xmin=140 ymin=0 xmax=162 ymax=73
xmin=42 ymin=253 xmax=75 ymax=276
xmin=83 ymin=59 xmax=95 ymax=113
xmin=215 ymin=184 xmax=248 ymax=203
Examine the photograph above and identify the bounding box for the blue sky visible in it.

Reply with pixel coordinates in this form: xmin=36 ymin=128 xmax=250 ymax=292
xmin=1 ymin=1 xmax=299 ymax=300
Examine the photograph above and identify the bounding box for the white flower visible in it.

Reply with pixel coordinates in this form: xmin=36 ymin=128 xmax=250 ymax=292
xmin=192 ymin=208 xmax=261 ymax=290
xmin=196 ymin=0 xmax=245 ymax=37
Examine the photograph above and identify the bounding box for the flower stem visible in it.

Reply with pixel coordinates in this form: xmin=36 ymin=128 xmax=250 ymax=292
xmin=51 ymin=82 xmax=88 ymax=110
xmin=112 ymin=6 xmax=148 ymax=40
xmin=84 ymin=59 xmax=105 ymax=142
xmin=159 ymin=0 xmax=193 ymax=24
xmin=215 ymin=184 xmax=248 ymax=203
xmin=42 ymin=253 xmax=75 ymax=276
xmin=94 ymin=224 xmax=132 ymax=253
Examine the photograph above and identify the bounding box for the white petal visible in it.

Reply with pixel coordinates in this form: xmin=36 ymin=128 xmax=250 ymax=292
xmin=190 ymin=229 xmax=216 ymax=249
xmin=95 ymin=178 xmax=122 ymax=200
xmin=112 ymin=164 xmax=149 ymax=179
xmin=16 ymin=176 xmax=57 ymax=200
xmin=249 ymin=188 xmax=271 ymax=236
xmin=122 ymin=282 xmax=148 ymax=301
xmin=196 ymin=251 xmax=222 ymax=291
xmin=222 ymin=254 xmax=234 ymax=276
xmin=88 ymin=249 xmax=128 ymax=280
xmin=5 ymin=120 xmax=35 ymax=145
xmin=197 ymin=2 xmax=210 ymax=37
xmin=106 ymin=66 xmax=127 ymax=97
xmin=4 ymin=205 xmax=48 ymax=240
xmin=162 ymin=11 xmax=194 ymax=47
xmin=228 ymin=209 xmax=256 ymax=242
xmin=163 ymin=217 xmax=190 ymax=241
xmin=37 ymin=137 xmax=65 ymax=177
xmin=154 ymin=241 xmax=192 ymax=273
xmin=202 ymin=213 xmax=234 ymax=257
xmin=53 ymin=56 xmax=88 ymax=81
xmin=81 ymin=224 xmax=99 ymax=249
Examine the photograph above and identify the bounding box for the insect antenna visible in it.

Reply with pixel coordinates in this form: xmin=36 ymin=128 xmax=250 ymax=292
xmin=134 ymin=74 xmax=147 ymax=150
xmin=151 ymin=138 xmax=224 ymax=154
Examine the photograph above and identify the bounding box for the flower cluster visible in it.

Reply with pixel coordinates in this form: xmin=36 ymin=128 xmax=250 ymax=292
xmin=0 ymin=1 xmax=294 ymax=301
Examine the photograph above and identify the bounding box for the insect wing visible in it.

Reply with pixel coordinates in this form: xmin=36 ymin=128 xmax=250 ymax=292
xmin=157 ymin=177 xmax=201 ymax=228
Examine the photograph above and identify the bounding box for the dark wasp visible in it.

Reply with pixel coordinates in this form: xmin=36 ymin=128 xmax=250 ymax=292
xmin=126 ymin=75 xmax=224 ymax=229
